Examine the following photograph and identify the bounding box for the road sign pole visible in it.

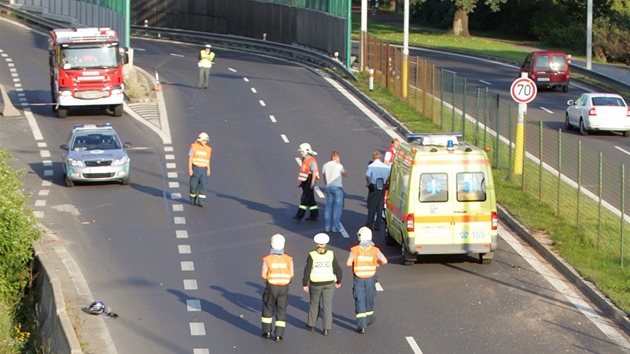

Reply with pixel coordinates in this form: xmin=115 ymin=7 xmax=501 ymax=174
xmin=511 ymin=73 xmax=536 ymax=175
xmin=513 ymin=102 xmax=526 ymax=175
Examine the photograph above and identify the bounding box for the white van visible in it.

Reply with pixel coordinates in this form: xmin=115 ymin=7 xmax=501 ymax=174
xmin=384 ymin=133 xmax=498 ymax=265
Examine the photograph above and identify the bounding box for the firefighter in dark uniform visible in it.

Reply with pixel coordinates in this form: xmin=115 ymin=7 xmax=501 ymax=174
xmin=261 ymin=234 xmax=294 ymax=342
xmin=293 ymin=142 xmax=319 ymax=221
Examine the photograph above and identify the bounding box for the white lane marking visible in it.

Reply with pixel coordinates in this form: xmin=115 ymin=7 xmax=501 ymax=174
xmin=165 ymin=154 xmax=175 ymax=160
xmin=166 ymin=162 xmax=176 ymax=169
xmin=176 ymin=230 xmax=189 ymax=238
xmin=42 ymin=180 xmax=52 ymax=187
xmin=259 ymin=100 xmax=266 ymax=107
xmin=294 ymin=157 xmax=302 ymax=165
xmin=164 ymin=146 xmax=174 ymax=152
xmin=171 ymin=192 xmax=182 ymax=200
xmin=170 ymin=53 xmax=184 ymax=57
xmin=314 ymin=185 xmax=325 ymax=198
xmin=243 ymin=77 xmax=249 ymax=82
xmin=340 ymin=226 xmax=349 ymax=239
xmin=375 ymin=282 xmax=383 ymax=291
xmin=615 ymin=146 xmax=630 ymax=156
xmin=44 ymin=170 xmax=53 ymax=177
xmin=174 ymin=217 xmax=186 ymax=224
xmin=269 ymin=115 xmax=277 ymax=123
xmin=134 ymin=47 xmax=146 ymax=51
xmin=38 ymin=190 xmax=49 ymax=196
xmin=173 ymin=204 xmax=183 ymax=212
xmin=186 ymin=299 xmax=201 ymax=311
xmin=183 ymin=279 xmax=197 ymax=290
xmin=181 ymin=261 xmax=195 ymax=271
xmin=251 ymin=87 xmax=257 ymax=93
xmin=540 ymin=106 xmax=553 ymax=114
xmin=229 ymin=68 xmax=237 ymax=72
xmin=38 ymin=142 xmax=47 ymax=148
xmin=169 ymin=181 xmax=179 ymax=188
xmin=35 ymin=200 xmax=46 ymax=207
xmin=178 ymin=245 xmax=191 ymax=254
xmin=24 ymin=107 xmax=43 ymax=140
xmin=499 ymin=225 xmax=630 ymax=350
xmin=168 ymin=172 xmax=178 ymax=178
xmin=479 ymin=80 xmax=492 ymax=86
xmin=193 ymin=349 xmax=209 ymax=354
xmin=281 ymin=134 xmax=289 ymax=143
xmin=33 ymin=211 xmax=44 ymax=219
xmin=40 ymin=150 xmax=50 ymax=158
xmin=406 ymin=336 xmax=424 ymax=354
xmin=189 ymin=322 xmax=206 ymax=336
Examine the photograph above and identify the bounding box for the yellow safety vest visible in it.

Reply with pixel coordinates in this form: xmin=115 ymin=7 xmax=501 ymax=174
xmin=199 ymin=50 xmax=215 ymax=68
xmin=309 ymin=250 xmax=335 ymax=282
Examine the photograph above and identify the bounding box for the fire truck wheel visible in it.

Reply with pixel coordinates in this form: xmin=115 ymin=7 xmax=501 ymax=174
xmin=113 ymin=104 xmax=123 ymax=117
xmin=57 ymin=108 xmax=68 ymax=118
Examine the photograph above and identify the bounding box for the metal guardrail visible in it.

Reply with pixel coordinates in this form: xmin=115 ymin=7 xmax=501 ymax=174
xmin=0 ymin=2 xmax=68 ymax=30
xmin=130 ymin=26 xmax=357 ymax=81
xmin=569 ymin=64 xmax=630 ymax=95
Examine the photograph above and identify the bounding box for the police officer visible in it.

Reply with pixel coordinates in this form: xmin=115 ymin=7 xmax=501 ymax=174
xmin=261 ymin=234 xmax=294 ymax=342
xmin=197 ymin=44 xmax=215 ymax=89
xmin=188 ymin=132 xmax=212 ymax=207
xmin=346 ymin=227 xmax=388 ymax=334
xmin=365 ymin=150 xmax=390 ymax=231
xmin=302 ymin=233 xmax=342 ymax=336
xmin=293 ymin=142 xmax=319 ymax=221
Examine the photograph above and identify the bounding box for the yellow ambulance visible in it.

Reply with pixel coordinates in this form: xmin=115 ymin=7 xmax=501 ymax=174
xmin=384 ymin=133 xmax=498 ymax=265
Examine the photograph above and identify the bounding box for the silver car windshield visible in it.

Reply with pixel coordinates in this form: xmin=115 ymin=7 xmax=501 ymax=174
xmin=71 ymin=133 xmax=121 ymax=151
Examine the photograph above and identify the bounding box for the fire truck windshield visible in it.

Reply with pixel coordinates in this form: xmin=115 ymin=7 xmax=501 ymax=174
xmin=60 ymin=46 xmax=119 ymax=69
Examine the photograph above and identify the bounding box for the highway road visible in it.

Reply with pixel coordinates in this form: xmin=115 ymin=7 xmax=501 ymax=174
xmin=1 ymin=17 xmax=629 ymax=354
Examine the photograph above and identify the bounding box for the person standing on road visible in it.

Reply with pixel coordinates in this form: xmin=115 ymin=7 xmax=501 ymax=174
xmin=303 ymin=233 xmax=342 ymax=336
xmin=365 ymin=151 xmax=390 ymax=231
xmin=346 ymin=226 xmax=387 ymax=334
xmin=188 ymin=132 xmax=212 ymax=207
xmin=383 ymin=138 xmax=399 ymax=165
xmin=321 ymin=151 xmax=347 ymax=233
xmin=197 ymin=44 xmax=215 ymax=89
xmin=261 ymin=234 xmax=294 ymax=342
xmin=293 ymin=142 xmax=319 ymax=221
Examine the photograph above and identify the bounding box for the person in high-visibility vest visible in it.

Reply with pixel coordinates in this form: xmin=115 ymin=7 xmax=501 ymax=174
xmin=293 ymin=142 xmax=319 ymax=221
xmin=197 ymin=44 xmax=215 ymax=89
xmin=302 ymin=233 xmax=342 ymax=336
xmin=188 ymin=132 xmax=212 ymax=207
xmin=346 ymin=226 xmax=387 ymax=334
xmin=383 ymin=138 xmax=399 ymax=165
xmin=261 ymin=234 xmax=294 ymax=342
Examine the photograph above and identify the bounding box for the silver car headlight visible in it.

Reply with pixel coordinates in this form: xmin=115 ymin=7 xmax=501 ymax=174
xmin=67 ymin=158 xmax=85 ymax=167
xmin=112 ymin=156 xmax=129 ymax=166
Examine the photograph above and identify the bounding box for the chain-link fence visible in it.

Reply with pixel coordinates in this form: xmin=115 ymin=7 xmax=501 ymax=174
xmin=364 ymin=33 xmax=629 ymax=267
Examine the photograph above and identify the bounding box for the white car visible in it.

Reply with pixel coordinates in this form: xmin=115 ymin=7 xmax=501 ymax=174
xmin=565 ymin=93 xmax=630 ymax=137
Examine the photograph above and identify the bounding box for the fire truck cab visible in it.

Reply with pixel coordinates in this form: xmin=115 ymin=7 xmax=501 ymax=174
xmin=49 ymin=27 xmax=125 ymax=118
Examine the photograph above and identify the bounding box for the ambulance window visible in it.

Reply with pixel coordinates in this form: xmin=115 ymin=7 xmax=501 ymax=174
xmin=456 ymin=172 xmax=486 ymax=202
xmin=419 ymin=173 xmax=448 ymax=202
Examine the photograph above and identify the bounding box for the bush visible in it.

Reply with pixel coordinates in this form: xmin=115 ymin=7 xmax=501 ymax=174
xmin=0 ymin=150 xmax=41 ymax=304
xmin=547 ymin=25 xmax=585 ymax=53
xmin=593 ymin=18 xmax=630 ymax=64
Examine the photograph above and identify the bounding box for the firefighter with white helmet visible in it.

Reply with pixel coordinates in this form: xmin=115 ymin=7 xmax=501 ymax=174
xmin=188 ymin=132 xmax=212 ymax=207
xmin=261 ymin=233 xmax=294 ymax=342
xmin=293 ymin=142 xmax=320 ymax=221
xmin=346 ymin=226 xmax=388 ymax=334
xmin=302 ymin=233 xmax=342 ymax=336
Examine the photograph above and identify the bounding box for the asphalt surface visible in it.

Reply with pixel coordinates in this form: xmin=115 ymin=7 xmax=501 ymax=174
xmin=1 ymin=14 xmax=630 ymax=353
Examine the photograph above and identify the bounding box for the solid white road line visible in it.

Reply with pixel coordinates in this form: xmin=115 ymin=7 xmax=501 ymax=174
xmin=406 ymin=336 xmax=424 ymax=354
xmin=615 ymin=146 xmax=630 ymax=156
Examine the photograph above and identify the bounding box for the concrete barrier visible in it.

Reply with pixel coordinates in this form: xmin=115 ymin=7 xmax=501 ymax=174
xmin=0 ymin=84 xmax=20 ymax=117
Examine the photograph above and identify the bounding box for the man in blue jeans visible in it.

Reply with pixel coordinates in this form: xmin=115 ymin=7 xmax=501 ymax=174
xmin=321 ymin=151 xmax=347 ymax=233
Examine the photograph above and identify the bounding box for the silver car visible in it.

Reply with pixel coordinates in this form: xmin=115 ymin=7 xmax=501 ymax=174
xmin=60 ymin=123 xmax=131 ymax=187
xmin=565 ymin=93 xmax=630 ymax=137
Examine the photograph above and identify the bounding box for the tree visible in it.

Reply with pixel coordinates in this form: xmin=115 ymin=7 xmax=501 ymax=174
xmin=413 ymin=0 xmax=507 ymax=37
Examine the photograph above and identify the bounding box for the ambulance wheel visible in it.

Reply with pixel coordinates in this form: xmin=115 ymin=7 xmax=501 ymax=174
xmin=384 ymin=224 xmax=395 ymax=246
xmin=479 ymin=252 xmax=494 ymax=265
xmin=113 ymin=104 xmax=123 ymax=117
xmin=401 ymin=243 xmax=415 ymax=266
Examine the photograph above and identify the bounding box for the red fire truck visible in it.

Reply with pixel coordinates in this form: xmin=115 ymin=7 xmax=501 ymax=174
xmin=48 ymin=27 xmax=125 ymax=118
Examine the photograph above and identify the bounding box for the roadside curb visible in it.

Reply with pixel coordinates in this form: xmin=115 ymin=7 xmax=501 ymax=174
xmin=498 ymin=205 xmax=630 ymax=336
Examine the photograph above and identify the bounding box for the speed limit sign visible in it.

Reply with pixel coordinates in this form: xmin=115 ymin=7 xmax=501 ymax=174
xmin=510 ymin=77 xmax=537 ymax=104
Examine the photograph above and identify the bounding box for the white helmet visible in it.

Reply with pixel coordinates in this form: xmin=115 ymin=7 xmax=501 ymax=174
xmin=357 ymin=226 xmax=372 ymax=242
xmin=313 ymin=233 xmax=329 ymax=245
xmin=270 ymin=234 xmax=285 ymax=250
xmin=298 ymin=142 xmax=317 ymax=156
xmin=198 ymin=132 xmax=209 ymax=142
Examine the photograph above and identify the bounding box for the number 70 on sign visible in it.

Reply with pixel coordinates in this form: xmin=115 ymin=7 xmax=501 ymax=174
xmin=510 ymin=77 xmax=537 ymax=104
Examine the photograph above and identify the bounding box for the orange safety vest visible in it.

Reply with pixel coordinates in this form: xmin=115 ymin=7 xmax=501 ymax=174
xmin=263 ymin=253 xmax=293 ymax=286
xmin=298 ymin=155 xmax=319 ymax=183
xmin=350 ymin=245 xmax=380 ymax=278
xmin=190 ymin=142 xmax=212 ymax=168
